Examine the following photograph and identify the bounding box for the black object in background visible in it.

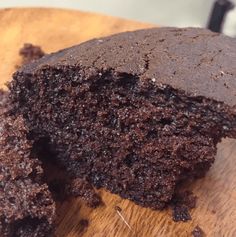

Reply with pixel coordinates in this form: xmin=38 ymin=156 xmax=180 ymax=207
xmin=208 ymin=0 xmax=234 ymax=32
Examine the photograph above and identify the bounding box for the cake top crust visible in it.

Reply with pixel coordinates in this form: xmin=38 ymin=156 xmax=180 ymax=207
xmin=17 ymin=27 xmax=236 ymax=106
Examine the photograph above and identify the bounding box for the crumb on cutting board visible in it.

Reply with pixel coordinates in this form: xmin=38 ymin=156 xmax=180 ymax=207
xmin=172 ymin=205 xmax=192 ymax=222
xmin=114 ymin=206 xmax=122 ymax=212
xmin=170 ymin=191 xmax=197 ymax=222
xmin=19 ymin=43 xmax=45 ymax=65
xmin=192 ymin=225 xmax=205 ymax=237
xmin=78 ymin=219 xmax=89 ymax=233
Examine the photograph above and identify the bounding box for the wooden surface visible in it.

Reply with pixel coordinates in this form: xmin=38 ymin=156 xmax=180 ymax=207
xmin=0 ymin=8 xmax=236 ymax=237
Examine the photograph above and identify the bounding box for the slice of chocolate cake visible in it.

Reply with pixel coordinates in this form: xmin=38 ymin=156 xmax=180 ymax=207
xmin=0 ymin=91 xmax=56 ymax=237
xmin=9 ymin=27 xmax=236 ymax=209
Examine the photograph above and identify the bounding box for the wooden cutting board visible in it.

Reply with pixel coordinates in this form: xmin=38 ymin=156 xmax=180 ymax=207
xmin=0 ymin=8 xmax=236 ymax=237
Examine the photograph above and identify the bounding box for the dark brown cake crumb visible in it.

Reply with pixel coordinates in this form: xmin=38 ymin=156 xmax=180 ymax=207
xmin=19 ymin=43 xmax=45 ymax=65
xmin=192 ymin=226 xmax=205 ymax=237
xmin=171 ymin=191 xmax=197 ymax=222
xmin=79 ymin=219 xmax=89 ymax=230
xmin=65 ymin=178 xmax=102 ymax=208
xmin=76 ymin=219 xmax=89 ymax=233
xmin=114 ymin=206 xmax=122 ymax=212
xmin=172 ymin=205 xmax=192 ymax=222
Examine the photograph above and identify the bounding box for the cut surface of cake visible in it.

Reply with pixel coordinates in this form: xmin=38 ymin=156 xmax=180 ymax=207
xmin=0 ymin=90 xmax=56 ymax=237
xmin=9 ymin=27 xmax=236 ymax=209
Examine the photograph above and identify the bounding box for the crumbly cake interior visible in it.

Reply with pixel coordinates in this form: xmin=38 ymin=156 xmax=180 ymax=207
xmin=0 ymin=91 xmax=55 ymax=237
xmin=10 ymin=68 xmax=236 ymax=209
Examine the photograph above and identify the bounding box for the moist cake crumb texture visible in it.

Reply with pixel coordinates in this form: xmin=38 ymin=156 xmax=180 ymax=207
xmin=34 ymin=149 xmax=102 ymax=207
xmin=9 ymin=27 xmax=236 ymax=210
xmin=0 ymin=90 xmax=56 ymax=237
xmin=0 ymin=89 xmax=101 ymax=236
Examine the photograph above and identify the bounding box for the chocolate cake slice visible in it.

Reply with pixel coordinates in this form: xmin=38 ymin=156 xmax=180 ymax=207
xmin=0 ymin=91 xmax=56 ymax=237
xmin=9 ymin=27 xmax=236 ymax=209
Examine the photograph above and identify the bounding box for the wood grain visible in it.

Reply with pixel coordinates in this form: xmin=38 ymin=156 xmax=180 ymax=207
xmin=0 ymin=8 xmax=236 ymax=237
